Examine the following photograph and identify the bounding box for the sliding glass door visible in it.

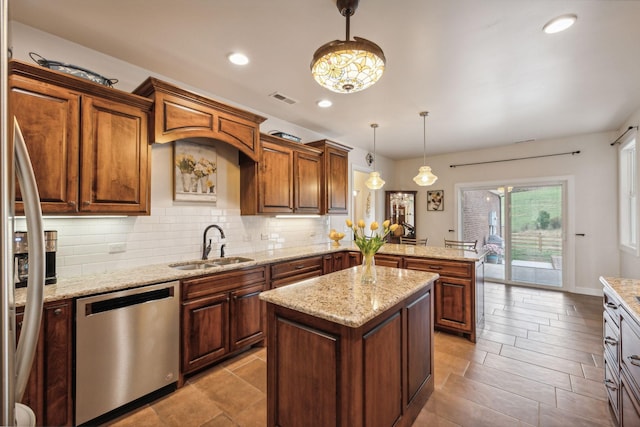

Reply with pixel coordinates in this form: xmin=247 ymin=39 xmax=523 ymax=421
xmin=460 ymin=181 xmax=565 ymax=288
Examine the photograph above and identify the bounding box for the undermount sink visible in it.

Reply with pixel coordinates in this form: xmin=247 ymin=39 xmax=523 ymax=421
xmin=169 ymin=257 xmax=254 ymax=270
xmin=208 ymin=256 xmax=254 ymax=266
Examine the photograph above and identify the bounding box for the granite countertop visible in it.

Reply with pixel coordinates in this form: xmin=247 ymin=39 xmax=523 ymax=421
xmin=259 ymin=266 xmax=438 ymax=328
xmin=600 ymin=276 xmax=640 ymax=323
xmin=15 ymin=242 xmax=482 ymax=307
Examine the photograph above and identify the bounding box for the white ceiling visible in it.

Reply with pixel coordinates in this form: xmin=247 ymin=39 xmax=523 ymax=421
xmin=9 ymin=0 xmax=640 ymax=159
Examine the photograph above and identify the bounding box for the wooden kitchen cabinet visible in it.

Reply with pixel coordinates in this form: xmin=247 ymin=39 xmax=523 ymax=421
xmin=16 ymin=300 xmax=73 ymax=427
xmin=404 ymin=257 xmax=482 ymax=342
xmin=9 ymin=60 xmax=152 ymax=215
xmin=322 ymin=252 xmax=347 ymax=274
xmin=133 ymin=77 xmax=266 ymax=161
xmin=347 ymin=251 xmax=362 ymax=267
xmin=270 ymin=255 xmax=324 ymax=288
xmin=305 ymin=139 xmax=352 ymax=215
xmin=240 ymin=134 xmax=322 ymax=215
xmin=375 ymin=254 xmax=403 ymax=268
xmin=181 ymin=266 xmax=267 ymax=376
xmin=265 ymin=273 xmax=433 ymax=427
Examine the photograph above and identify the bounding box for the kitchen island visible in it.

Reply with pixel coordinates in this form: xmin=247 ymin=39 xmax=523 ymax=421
xmin=260 ymin=266 xmax=438 ymax=427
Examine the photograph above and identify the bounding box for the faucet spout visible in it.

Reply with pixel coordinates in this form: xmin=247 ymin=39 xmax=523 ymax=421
xmin=202 ymin=224 xmax=225 ymax=260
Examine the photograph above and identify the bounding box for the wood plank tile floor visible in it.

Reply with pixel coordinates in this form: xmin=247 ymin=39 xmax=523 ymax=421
xmin=108 ymin=282 xmax=615 ymax=427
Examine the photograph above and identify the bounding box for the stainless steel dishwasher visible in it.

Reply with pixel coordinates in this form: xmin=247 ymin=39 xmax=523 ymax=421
xmin=75 ymin=281 xmax=179 ymax=425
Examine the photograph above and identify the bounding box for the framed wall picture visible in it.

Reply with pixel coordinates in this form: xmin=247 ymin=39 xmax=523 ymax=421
xmin=174 ymin=141 xmax=217 ymax=203
xmin=427 ymin=190 xmax=444 ymax=211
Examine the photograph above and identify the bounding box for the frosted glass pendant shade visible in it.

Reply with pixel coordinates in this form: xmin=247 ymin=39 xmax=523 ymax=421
xmin=365 ymin=171 xmax=385 ymax=190
xmin=413 ymin=166 xmax=438 ymax=186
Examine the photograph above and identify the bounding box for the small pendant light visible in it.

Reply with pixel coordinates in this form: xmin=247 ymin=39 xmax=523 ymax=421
xmin=365 ymin=123 xmax=385 ymax=190
xmin=413 ymin=111 xmax=438 ymax=186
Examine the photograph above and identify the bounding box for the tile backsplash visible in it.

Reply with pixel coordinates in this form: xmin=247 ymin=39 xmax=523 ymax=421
xmin=15 ymin=207 xmax=332 ymax=278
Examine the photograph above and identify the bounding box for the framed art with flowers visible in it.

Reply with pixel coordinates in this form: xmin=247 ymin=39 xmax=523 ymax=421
xmin=174 ymin=141 xmax=218 ymax=203
xmin=427 ymin=190 xmax=444 ymax=211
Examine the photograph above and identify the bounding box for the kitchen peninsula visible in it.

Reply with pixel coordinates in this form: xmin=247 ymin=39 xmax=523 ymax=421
xmin=260 ymin=266 xmax=437 ymax=427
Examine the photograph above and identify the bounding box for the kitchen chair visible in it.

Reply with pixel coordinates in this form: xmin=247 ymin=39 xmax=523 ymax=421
xmin=400 ymin=237 xmax=429 ymax=246
xmin=444 ymin=239 xmax=477 ymax=250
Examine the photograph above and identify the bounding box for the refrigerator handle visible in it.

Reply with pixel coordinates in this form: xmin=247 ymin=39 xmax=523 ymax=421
xmin=13 ymin=119 xmax=44 ymax=402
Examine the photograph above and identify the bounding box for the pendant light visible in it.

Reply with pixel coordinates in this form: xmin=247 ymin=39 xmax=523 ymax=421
xmin=365 ymin=123 xmax=385 ymax=190
xmin=413 ymin=111 xmax=438 ymax=186
xmin=310 ymin=0 xmax=386 ymax=93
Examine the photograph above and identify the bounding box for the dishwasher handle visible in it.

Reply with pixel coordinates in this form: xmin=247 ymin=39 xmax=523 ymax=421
xmin=84 ymin=286 xmax=175 ymax=316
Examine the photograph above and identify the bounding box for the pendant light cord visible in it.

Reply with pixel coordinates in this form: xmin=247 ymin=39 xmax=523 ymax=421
xmin=371 ymin=123 xmax=378 ymax=169
xmin=420 ymin=111 xmax=429 ymax=165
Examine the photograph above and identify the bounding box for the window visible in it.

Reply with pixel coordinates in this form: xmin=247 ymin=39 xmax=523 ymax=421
xmin=619 ymin=132 xmax=638 ymax=255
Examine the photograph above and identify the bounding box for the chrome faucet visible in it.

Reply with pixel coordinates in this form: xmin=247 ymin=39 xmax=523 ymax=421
xmin=202 ymin=224 xmax=225 ymax=260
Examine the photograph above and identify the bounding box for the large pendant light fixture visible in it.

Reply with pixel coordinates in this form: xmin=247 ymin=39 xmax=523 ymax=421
xmin=365 ymin=123 xmax=385 ymax=190
xmin=311 ymin=0 xmax=385 ymax=93
xmin=413 ymin=111 xmax=438 ymax=186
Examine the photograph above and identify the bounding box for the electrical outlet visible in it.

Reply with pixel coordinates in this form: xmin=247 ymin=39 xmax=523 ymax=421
xmin=261 ymin=233 xmax=269 ymax=240
xmin=108 ymin=242 xmax=127 ymax=254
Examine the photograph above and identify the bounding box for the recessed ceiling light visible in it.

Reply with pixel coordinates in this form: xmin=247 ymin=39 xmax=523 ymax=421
xmin=317 ymin=99 xmax=332 ymax=108
xmin=228 ymin=52 xmax=249 ymax=65
xmin=543 ymin=14 xmax=577 ymax=34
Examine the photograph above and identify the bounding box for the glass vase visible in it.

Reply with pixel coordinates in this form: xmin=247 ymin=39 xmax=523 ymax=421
xmin=361 ymin=252 xmax=376 ymax=284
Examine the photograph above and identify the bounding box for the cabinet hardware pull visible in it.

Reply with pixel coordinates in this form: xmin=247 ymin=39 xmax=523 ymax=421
xmin=83 ymin=201 xmax=91 ymax=206
xmin=53 ymin=308 xmax=62 ymax=316
xmin=604 ymin=337 xmax=618 ymax=346
xmin=68 ymin=201 xmax=76 ymax=207
xmin=604 ymin=379 xmax=618 ymax=391
xmin=295 ymin=265 xmax=304 ymax=270
xmin=428 ymin=266 xmax=443 ymax=270
xmin=629 ymin=355 xmax=640 ymax=366
xmin=605 ymin=302 xmax=618 ymax=309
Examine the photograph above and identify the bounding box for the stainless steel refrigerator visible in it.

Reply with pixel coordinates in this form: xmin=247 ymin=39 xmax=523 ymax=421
xmin=1 ymin=0 xmax=46 ymax=424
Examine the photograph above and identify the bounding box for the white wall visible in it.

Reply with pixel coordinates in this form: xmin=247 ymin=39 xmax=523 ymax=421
xmin=393 ymin=132 xmax=619 ymax=295
xmin=617 ymin=108 xmax=640 ymax=279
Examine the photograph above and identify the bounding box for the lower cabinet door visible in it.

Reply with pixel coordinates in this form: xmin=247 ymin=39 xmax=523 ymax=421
xmin=434 ymin=277 xmax=472 ymax=333
xmin=621 ymin=373 xmax=640 ymax=427
xmin=230 ymin=283 xmax=265 ymax=350
xmin=182 ymin=292 xmax=230 ymax=373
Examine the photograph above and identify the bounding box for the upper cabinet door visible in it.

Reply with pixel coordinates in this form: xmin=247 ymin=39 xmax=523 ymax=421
xmin=259 ymin=140 xmax=294 ymax=213
xmin=305 ymin=139 xmax=352 ymax=215
xmin=80 ymin=96 xmax=150 ymax=214
xmin=294 ymin=151 xmax=322 ymax=214
xmin=325 ymin=146 xmax=349 ymax=214
xmin=10 ymin=76 xmax=80 ymax=214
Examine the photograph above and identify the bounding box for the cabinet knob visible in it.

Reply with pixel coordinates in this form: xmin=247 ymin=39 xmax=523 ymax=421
xmin=83 ymin=201 xmax=91 ymax=206
xmin=68 ymin=201 xmax=76 ymax=207
xmin=604 ymin=336 xmax=618 ymax=346
xmin=605 ymin=302 xmax=618 ymax=309
xmin=629 ymin=355 xmax=640 ymax=367
xmin=53 ymin=308 xmax=63 ymax=316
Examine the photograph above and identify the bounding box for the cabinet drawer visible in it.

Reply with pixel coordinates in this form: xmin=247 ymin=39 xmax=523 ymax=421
xmin=270 ymin=256 xmax=323 ymax=280
xmin=604 ymin=287 xmax=621 ymax=327
xmin=182 ymin=266 xmax=267 ymax=301
xmin=375 ymin=254 xmax=403 ymax=268
xmin=604 ymin=311 xmax=620 ymax=363
xmin=620 ymin=310 xmax=640 ymax=392
xmin=404 ymin=257 xmax=472 ymax=279
xmin=605 ymin=352 xmax=620 ymax=422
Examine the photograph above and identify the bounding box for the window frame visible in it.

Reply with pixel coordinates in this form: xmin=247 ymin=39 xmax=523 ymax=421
xmin=619 ymin=130 xmax=639 ymax=256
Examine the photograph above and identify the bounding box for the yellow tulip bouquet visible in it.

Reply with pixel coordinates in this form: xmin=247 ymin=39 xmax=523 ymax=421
xmin=347 ymin=219 xmax=399 ymax=284
xmin=347 ymin=219 xmax=399 ymax=255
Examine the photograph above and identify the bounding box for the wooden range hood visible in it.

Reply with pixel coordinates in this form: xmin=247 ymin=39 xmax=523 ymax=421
xmin=134 ymin=77 xmax=266 ymax=161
